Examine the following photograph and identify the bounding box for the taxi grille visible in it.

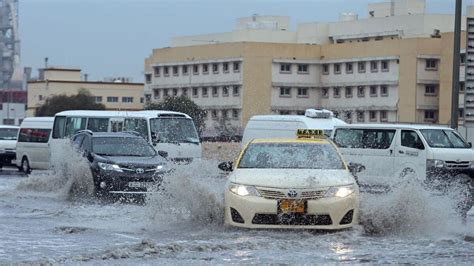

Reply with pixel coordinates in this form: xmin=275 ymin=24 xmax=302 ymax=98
xmin=256 ymin=188 xmax=326 ymax=200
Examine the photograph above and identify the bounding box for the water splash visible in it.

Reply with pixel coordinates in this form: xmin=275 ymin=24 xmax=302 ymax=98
xmin=15 ymin=139 xmax=95 ymax=201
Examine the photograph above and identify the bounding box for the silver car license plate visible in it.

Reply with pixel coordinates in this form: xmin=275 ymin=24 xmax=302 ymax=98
xmin=128 ymin=182 xmax=154 ymax=189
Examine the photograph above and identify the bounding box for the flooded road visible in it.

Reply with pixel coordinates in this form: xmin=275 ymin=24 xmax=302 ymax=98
xmin=0 ymin=159 xmax=473 ymax=264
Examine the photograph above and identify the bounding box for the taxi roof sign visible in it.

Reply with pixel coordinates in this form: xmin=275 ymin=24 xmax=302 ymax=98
xmin=296 ymin=129 xmax=325 ymax=139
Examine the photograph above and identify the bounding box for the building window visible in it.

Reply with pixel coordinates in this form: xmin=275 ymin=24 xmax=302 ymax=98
xmin=425 ymin=85 xmax=437 ymax=95
xmin=345 ymin=111 xmax=352 ymax=121
xmin=145 ymin=74 xmax=151 ymax=84
xmin=222 ymin=86 xmax=229 ymax=96
xmin=297 ymin=64 xmax=308 ymax=73
xmin=153 ymin=66 xmax=160 ymax=76
xmin=345 ymin=62 xmax=353 ymax=74
xmin=461 ymin=53 xmax=466 ymax=64
xmin=193 ymin=65 xmax=199 ymax=75
xmin=280 ymin=63 xmax=291 ymax=73
xmin=203 ymin=64 xmax=209 ymax=74
xmin=424 ymin=110 xmax=436 ymax=121
xmin=358 ymin=62 xmax=366 ymax=73
xmin=140 ymin=97 xmax=144 ymax=103
xmin=223 ymin=62 xmax=229 ymax=73
xmin=381 ymin=60 xmax=389 ymax=72
xmin=459 ymin=108 xmax=465 ymax=118
xmin=280 ymin=110 xmax=291 ymax=115
xmin=182 ymin=88 xmax=188 ymax=96
xmin=192 ymin=87 xmax=199 ymax=97
xmin=211 ymin=110 xmax=218 ymax=120
xmin=425 ymin=59 xmax=438 ymax=70
xmin=357 ymin=111 xmax=364 ymax=122
xmin=182 ymin=65 xmax=188 ymax=75
xmin=370 ymin=86 xmax=378 ymax=97
xmin=212 ymin=87 xmax=219 ymax=97
xmin=153 ymin=89 xmax=160 ymax=99
xmin=370 ymin=61 xmax=378 ymax=72
xmin=95 ymin=96 xmax=102 ymax=103
xmin=173 ymin=66 xmax=179 ymax=76
xmin=173 ymin=88 xmax=178 ymax=96
xmin=380 ymin=85 xmax=388 ymax=96
xmin=297 ymin=88 xmax=308 ymax=97
xmin=163 ymin=88 xmax=169 ymax=97
xmin=280 ymin=87 xmax=291 ymax=97
xmin=233 ymin=86 xmax=240 ymax=96
xmin=322 ymin=64 xmax=329 ymax=74
xmin=334 ymin=63 xmax=341 ymax=74
xmin=460 ymin=82 xmax=465 ymax=92
xmin=232 ymin=109 xmax=239 ymax=119
xmin=222 ymin=109 xmax=229 ymax=119
xmin=357 ymin=86 xmax=365 ymax=97
xmin=233 ymin=62 xmax=240 ymax=72
xmin=296 ymin=110 xmax=305 ymax=115
xmin=202 ymin=87 xmax=208 ymax=97
xmin=164 ymin=66 xmax=169 ymax=76
xmin=380 ymin=110 xmax=387 ymax=121
xmin=322 ymin=88 xmax=329 ymax=98
xmin=345 ymin=87 xmax=353 ymax=98
xmin=369 ymin=111 xmax=377 ymax=121
xmin=122 ymin=97 xmax=134 ymax=103
xmin=333 ymin=87 xmax=340 ymax=98
xmin=107 ymin=96 xmax=119 ymax=103
xmin=213 ymin=63 xmax=219 ymax=73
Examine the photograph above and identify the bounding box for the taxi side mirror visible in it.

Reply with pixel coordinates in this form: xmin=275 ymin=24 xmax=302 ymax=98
xmin=218 ymin=161 xmax=233 ymax=172
xmin=468 ymin=142 xmax=472 ymax=148
xmin=158 ymin=150 xmax=168 ymax=158
xmin=348 ymin=162 xmax=365 ymax=175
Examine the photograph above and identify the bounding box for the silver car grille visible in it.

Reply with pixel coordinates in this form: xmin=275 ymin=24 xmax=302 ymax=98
xmin=445 ymin=161 xmax=470 ymax=169
xmin=256 ymin=187 xmax=326 ymax=200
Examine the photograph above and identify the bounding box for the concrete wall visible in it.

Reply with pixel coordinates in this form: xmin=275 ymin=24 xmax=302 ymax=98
xmin=43 ymin=69 xmax=81 ymax=81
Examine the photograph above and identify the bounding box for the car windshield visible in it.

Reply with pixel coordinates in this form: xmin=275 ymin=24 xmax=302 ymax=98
xmin=238 ymin=142 xmax=345 ymax=169
xmin=420 ymin=129 xmax=470 ymax=148
xmin=0 ymin=128 xmax=18 ymax=140
xmin=150 ymin=118 xmax=199 ymax=144
xmin=92 ymin=137 xmax=157 ymax=156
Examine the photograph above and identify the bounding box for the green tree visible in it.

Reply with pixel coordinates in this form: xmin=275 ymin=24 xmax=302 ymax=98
xmin=36 ymin=89 xmax=105 ymax=116
xmin=145 ymin=96 xmax=206 ymax=135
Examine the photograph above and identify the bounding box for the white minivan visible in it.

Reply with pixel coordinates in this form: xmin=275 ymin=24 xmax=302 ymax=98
xmin=16 ymin=117 xmax=55 ymax=174
xmin=0 ymin=125 xmax=20 ymax=169
xmin=332 ymin=124 xmax=474 ymax=193
xmin=241 ymin=109 xmax=346 ymax=147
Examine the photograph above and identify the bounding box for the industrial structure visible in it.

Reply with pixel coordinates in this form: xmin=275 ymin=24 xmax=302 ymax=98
xmin=144 ymin=0 xmax=474 ymax=141
xmin=0 ymin=0 xmax=20 ymax=89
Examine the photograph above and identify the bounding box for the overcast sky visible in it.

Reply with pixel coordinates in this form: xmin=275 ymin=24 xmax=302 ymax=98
xmin=20 ymin=0 xmax=471 ymax=82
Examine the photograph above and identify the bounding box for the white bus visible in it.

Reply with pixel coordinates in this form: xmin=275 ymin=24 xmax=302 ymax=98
xmin=51 ymin=110 xmax=202 ymax=162
xmin=16 ymin=117 xmax=55 ymax=174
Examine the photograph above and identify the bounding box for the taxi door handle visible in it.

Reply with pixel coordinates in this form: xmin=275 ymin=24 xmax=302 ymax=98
xmin=398 ymin=150 xmax=404 ymax=154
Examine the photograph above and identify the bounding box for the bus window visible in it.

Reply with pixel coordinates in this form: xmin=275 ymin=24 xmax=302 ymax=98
xmin=65 ymin=117 xmax=86 ymax=137
xmin=87 ymin=118 xmax=109 ymax=132
xmin=124 ymin=118 xmax=148 ymax=140
xmin=110 ymin=120 xmax=124 ymax=132
xmin=52 ymin=116 xmax=66 ymax=138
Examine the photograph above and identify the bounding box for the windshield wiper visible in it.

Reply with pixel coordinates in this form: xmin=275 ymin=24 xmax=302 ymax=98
xmin=178 ymin=139 xmax=199 ymax=144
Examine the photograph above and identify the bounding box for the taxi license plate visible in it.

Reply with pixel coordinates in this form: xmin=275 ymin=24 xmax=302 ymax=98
xmin=278 ymin=199 xmax=306 ymax=214
xmin=128 ymin=182 xmax=154 ymax=189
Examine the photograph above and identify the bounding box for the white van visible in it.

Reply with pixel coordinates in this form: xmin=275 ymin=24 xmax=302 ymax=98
xmin=332 ymin=124 xmax=474 ymax=191
xmin=241 ymin=109 xmax=346 ymax=147
xmin=16 ymin=117 xmax=55 ymax=174
xmin=0 ymin=125 xmax=20 ymax=169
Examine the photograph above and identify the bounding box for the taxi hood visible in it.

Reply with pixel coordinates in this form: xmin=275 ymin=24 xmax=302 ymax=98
xmin=429 ymin=147 xmax=474 ymax=161
xmin=229 ymin=169 xmax=354 ymax=189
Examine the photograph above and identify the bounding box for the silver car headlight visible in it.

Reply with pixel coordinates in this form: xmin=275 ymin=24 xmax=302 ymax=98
xmin=228 ymin=183 xmax=261 ymax=197
xmin=324 ymin=184 xmax=356 ymax=198
xmin=427 ymin=159 xmax=445 ymax=168
xmin=98 ymin=162 xmax=123 ymax=172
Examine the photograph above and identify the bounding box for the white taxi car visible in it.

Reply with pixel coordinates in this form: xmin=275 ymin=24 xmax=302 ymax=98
xmin=220 ymin=129 xmax=360 ymax=229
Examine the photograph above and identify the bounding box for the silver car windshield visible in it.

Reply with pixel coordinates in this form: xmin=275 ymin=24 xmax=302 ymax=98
xmin=238 ymin=142 xmax=345 ymax=169
xmin=420 ymin=129 xmax=470 ymax=148
xmin=0 ymin=128 xmax=18 ymax=140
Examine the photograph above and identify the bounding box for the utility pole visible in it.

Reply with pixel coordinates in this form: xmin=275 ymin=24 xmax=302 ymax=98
xmin=451 ymin=0 xmax=462 ymax=129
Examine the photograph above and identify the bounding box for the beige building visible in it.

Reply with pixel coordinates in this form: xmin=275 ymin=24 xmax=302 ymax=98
xmin=144 ymin=0 xmax=472 ymax=138
xmin=27 ymin=67 xmax=144 ymax=116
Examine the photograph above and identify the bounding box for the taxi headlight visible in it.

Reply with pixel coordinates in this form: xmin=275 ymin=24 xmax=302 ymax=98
xmin=427 ymin=159 xmax=445 ymax=168
xmin=98 ymin=162 xmax=123 ymax=172
xmin=229 ymin=183 xmax=260 ymax=197
xmin=325 ymin=184 xmax=356 ymax=198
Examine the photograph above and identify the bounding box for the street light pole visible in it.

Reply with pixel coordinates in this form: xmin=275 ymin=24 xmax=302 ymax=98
xmin=451 ymin=0 xmax=462 ymax=129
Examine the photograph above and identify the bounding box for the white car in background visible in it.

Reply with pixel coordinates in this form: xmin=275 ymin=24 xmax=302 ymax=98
xmin=0 ymin=125 xmax=19 ymax=169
